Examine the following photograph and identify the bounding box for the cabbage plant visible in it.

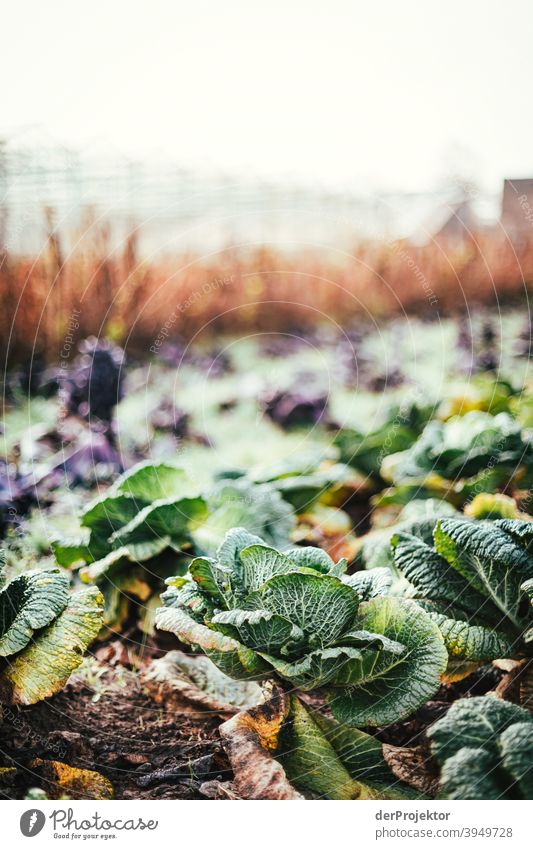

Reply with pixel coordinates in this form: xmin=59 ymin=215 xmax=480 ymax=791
xmin=52 ymin=462 xmax=207 ymax=629
xmin=382 ymin=411 xmax=533 ymax=502
xmin=335 ymin=400 xmax=431 ymax=480
xmin=428 ymin=696 xmax=533 ymax=799
xmin=156 ymin=528 xmax=447 ymax=726
xmin=392 ymin=517 xmax=533 ymax=679
xmin=0 ymin=560 xmax=103 ymax=704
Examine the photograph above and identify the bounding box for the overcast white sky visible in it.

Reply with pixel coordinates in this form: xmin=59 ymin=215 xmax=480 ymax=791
xmin=2 ymin=0 xmax=532 ymax=193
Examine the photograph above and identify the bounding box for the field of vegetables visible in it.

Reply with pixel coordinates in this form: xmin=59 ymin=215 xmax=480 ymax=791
xmin=1 ymin=308 xmax=533 ymax=801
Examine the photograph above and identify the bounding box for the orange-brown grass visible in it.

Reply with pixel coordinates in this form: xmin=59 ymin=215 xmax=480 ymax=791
xmin=1 ymin=222 xmax=532 ymax=365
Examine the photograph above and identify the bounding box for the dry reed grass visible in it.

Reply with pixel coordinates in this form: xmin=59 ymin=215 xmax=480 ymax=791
xmin=1 ymin=218 xmax=532 ymax=365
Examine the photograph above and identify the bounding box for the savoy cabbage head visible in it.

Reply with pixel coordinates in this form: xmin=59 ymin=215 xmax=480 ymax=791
xmin=428 ymin=696 xmax=533 ymax=800
xmin=155 ymin=528 xmax=447 ymax=726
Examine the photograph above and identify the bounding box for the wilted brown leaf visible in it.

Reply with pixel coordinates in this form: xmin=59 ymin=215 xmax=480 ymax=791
xmin=382 ymin=744 xmax=439 ymax=796
xmin=142 ymin=650 xmax=263 ymax=715
xmin=218 ymin=686 xmax=303 ymax=799
xmin=30 ymin=759 xmax=114 ymax=800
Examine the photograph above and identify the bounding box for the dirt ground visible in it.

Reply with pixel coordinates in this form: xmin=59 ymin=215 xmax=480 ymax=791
xmin=0 ymin=657 xmax=231 ymax=799
xmin=0 ymin=650 xmax=503 ymax=800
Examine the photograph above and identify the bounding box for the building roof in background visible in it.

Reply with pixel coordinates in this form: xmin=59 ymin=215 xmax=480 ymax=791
xmin=501 ymin=179 xmax=533 ymax=234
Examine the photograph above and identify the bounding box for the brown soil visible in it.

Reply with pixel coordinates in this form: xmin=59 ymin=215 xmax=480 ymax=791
xmin=0 ymin=666 xmax=230 ymax=800
xmin=0 ymin=658 xmax=504 ymax=800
